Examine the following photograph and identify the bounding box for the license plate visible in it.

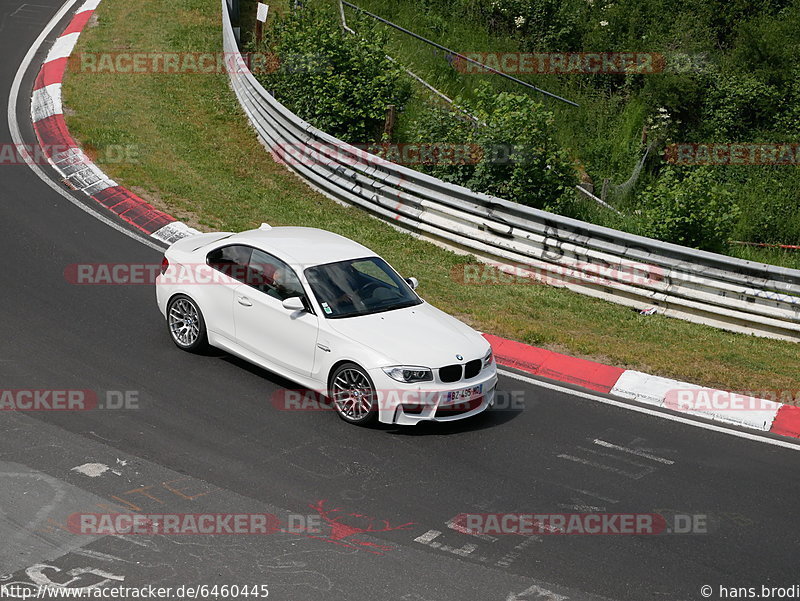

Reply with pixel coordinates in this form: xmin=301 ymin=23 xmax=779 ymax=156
xmin=445 ymin=384 xmax=482 ymax=405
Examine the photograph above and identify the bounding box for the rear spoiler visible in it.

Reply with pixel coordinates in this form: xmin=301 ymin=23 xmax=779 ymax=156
xmin=189 ymin=233 xmax=233 ymax=252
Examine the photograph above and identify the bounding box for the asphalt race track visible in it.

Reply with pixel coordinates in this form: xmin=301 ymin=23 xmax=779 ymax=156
xmin=1 ymin=2 xmax=799 ymax=600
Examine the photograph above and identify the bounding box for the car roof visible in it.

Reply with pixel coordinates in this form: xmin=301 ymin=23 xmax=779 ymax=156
xmin=226 ymin=226 xmax=375 ymax=267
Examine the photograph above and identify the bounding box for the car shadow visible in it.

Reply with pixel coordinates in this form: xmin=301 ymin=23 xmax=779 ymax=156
xmin=210 ymin=350 xmax=524 ymax=434
xmin=382 ymin=402 xmax=523 ymax=436
xmin=217 ymin=351 xmax=306 ymax=392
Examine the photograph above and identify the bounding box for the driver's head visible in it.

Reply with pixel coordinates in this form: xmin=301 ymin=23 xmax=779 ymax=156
xmin=272 ymin=265 xmax=287 ymax=286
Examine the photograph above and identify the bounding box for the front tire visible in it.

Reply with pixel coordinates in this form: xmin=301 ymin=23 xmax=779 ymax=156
xmin=167 ymin=294 xmax=208 ymax=352
xmin=329 ymin=363 xmax=378 ymax=426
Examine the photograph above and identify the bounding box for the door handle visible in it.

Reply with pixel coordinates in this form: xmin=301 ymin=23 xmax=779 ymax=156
xmin=237 ymin=296 xmax=253 ymax=307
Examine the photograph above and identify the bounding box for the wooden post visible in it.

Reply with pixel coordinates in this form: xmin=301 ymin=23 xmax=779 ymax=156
xmin=256 ymin=3 xmax=269 ymax=47
xmin=383 ymin=105 xmax=396 ymax=139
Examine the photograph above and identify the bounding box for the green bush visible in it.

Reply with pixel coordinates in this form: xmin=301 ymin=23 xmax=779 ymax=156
xmin=639 ymin=167 xmax=739 ymax=252
xmin=730 ymin=171 xmax=800 ymax=245
xmin=702 ymin=72 xmax=781 ymax=141
xmin=408 ymin=83 xmax=577 ymax=209
xmin=258 ymin=6 xmax=411 ymax=142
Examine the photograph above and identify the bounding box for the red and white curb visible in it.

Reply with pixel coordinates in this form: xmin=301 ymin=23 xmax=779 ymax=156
xmin=29 ymin=0 xmax=198 ymax=245
xmin=483 ymin=333 xmax=800 ymax=441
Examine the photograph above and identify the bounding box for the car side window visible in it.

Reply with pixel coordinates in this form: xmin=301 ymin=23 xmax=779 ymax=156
xmin=206 ymin=245 xmax=252 ymax=283
xmin=247 ymin=249 xmax=305 ymax=302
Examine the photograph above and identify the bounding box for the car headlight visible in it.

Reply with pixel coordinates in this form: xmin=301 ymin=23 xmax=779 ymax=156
xmin=382 ymin=366 xmax=433 ymax=383
xmin=483 ymin=349 xmax=494 ymax=369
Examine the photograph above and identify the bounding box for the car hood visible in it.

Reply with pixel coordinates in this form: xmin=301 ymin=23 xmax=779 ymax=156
xmin=326 ymin=302 xmax=489 ymax=368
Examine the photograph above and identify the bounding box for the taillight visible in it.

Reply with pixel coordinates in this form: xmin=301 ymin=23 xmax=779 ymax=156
xmin=160 ymin=256 xmax=169 ymax=275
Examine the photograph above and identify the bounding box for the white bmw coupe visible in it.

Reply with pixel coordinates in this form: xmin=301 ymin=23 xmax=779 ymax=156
xmin=156 ymin=225 xmax=497 ymax=425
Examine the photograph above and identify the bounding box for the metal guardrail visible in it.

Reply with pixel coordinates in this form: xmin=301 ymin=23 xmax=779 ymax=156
xmin=221 ymin=0 xmax=800 ymax=342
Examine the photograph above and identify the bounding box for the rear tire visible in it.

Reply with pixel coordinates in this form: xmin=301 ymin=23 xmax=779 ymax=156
xmin=167 ymin=294 xmax=209 ymax=352
xmin=329 ymin=362 xmax=378 ymax=426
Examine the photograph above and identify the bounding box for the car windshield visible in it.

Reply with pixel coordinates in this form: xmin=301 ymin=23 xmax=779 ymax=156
xmin=304 ymin=257 xmax=421 ymax=319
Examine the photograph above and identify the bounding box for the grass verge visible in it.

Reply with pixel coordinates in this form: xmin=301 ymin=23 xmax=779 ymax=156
xmin=61 ymin=0 xmax=799 ymax=396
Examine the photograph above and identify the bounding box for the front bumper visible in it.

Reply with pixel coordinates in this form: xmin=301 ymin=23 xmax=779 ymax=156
xmin=368 ymin=365 xmax=498 ymax=425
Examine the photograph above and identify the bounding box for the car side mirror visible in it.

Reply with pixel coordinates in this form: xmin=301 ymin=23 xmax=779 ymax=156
xmin=405 ymin=277 xmax=419 ymax=291
xmin=282 ymin=296 xmax=305 ymax=312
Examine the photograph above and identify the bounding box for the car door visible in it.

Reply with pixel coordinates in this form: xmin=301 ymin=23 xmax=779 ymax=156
xmin=204 ymin=244 xmax=252 ymax=340
xmin=233 ymin=248 xmax=319 ymax=377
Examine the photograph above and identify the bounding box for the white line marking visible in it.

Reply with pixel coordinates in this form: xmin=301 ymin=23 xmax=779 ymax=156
xmin=497 ymin=369 xmax=800 ymax=452
xmin=496 ymin=535 xmax=539 ymax=568
xmin=558 ymin=501 xmax=604 ymax=512
xmin=413 ymin=530 xmax=440 ymax=544
xmin=576 ymin=446 xmax=655 ymax=479
xmin=10 ymin=4 xmax=54 ymax=18
xmin=570 ymin=488 xmax=618 ymax=504
xmin=7 ymin=0 xmax=165 ymax=253
xmin=593 ymin=439 xmax=674 ymax=465
xmin=556 ymin=454 xmax=648 ymax=480
xmin=110 ymin=534 xmax=150 ymax=548
xmin=413 ymin=529 xmax=478 ymax=557
xmin=446 ymin=516 xmax=498 ymax=542
xmin=70 ymin=549 xmax=124 ymax=563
